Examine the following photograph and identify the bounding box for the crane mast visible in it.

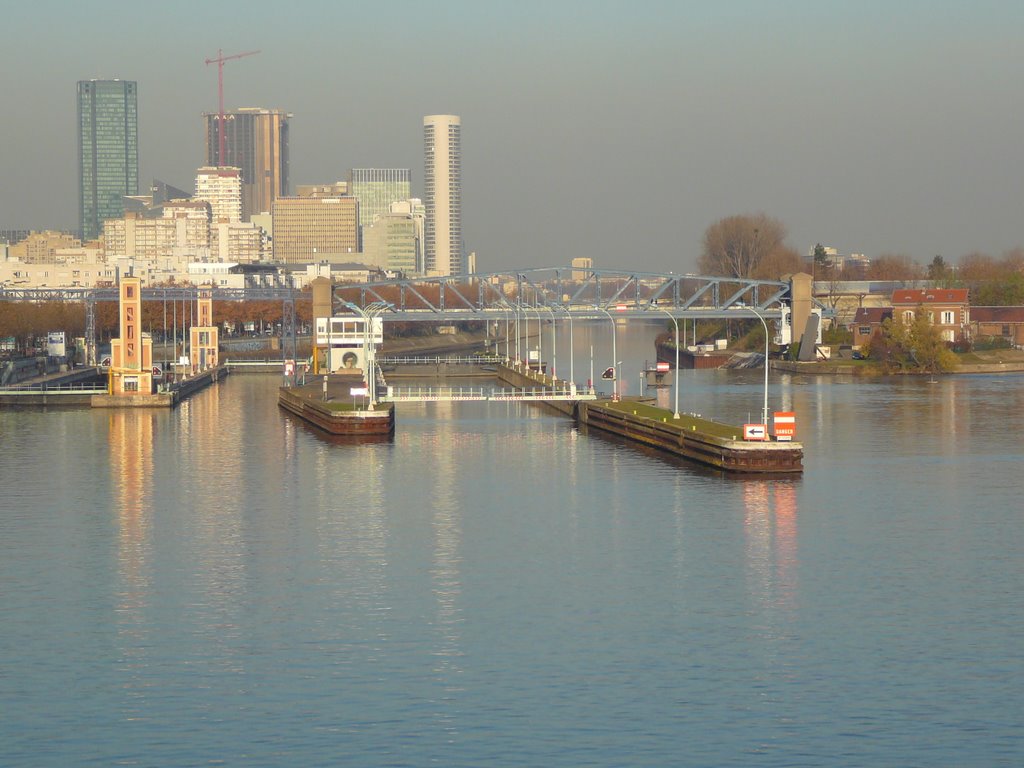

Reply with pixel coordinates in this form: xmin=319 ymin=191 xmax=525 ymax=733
xmin=204 ymin=49 xmax=260 ymax=166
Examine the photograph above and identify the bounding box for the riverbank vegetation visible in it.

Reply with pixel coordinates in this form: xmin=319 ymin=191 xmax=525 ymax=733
xmin=864 ymin=311 xmax=958 ymax=374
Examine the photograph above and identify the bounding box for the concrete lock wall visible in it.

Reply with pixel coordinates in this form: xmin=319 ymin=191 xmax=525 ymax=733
xmin=789 ymin=272 xmax=813 ymax=345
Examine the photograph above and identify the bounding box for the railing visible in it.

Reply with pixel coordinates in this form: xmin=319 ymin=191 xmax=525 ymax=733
xmin=381 ymin=385 xmax=596 ymax=403
xmin=0 ymin=382 xmax=107 ymax=395
xmin=225 ymin=360 xmax=287 ymax=368
xmin=377 ymin=355 xmax=505 ymax=365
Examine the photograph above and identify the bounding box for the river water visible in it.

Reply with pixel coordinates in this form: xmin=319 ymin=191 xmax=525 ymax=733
xmin=2 ymin=322 xmax=1022 ymax=766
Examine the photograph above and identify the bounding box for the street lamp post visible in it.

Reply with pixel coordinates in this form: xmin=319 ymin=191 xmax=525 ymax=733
xmin=595 ymin=306 xmax=618 ymax=401
xmin=502 ymin=304 xmax=510 ymax=362
xmin=525 ymin=304 xmax=542 ymax=374
xmin=738 ymin=304 xmax=770 ymax=427
xmin=496 ymin=298 xmax=512 ymax=362
xmin=556 ymin=304 xmax=575 ymax=392
xmin=654 ymin=306 xmax=680 ymax=418
xmin=519 ymin=300 xmax=529 ymax=366
xmin=341 ymin=300 xmax=391 ymax=410
xmin=541 ymin=305 xmax=557 ymax=380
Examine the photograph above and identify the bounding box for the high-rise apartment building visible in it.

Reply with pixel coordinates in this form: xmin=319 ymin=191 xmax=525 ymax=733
xmin=195 ymin=167 xmax=242 ymax=224
xmin=204 ymin=108 xmax=290 ymax=220
xmin=103 ymin=202 xmax=210 ymax=259
xmin=423 ymin=115 xmax=462 ymax=276
xmin=349 ymin=169 xmax=412 ymax=236
xmin=78 ymin=79 xmax=138 ymax=241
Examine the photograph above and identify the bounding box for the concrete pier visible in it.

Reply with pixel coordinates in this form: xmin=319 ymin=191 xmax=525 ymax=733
xmin=91 ymin=366 xmax=228 ymax=408
xmin=496 ymin=361 xmax=803 ymax=473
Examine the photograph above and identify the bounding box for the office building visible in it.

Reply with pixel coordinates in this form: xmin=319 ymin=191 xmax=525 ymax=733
xmin=297 ymin=182 xmax=347 ymax=198
xmin=571 ymin=257 xmax=594 ymax=281
xmin=349 ymin=169 xmax=412 ymax=239
xmin=1 ymin=230 xmax=31 ymax=245
xmin=271 ymin=195 xmax=358 ymax=264
xmin=204 ymin=108 xmax=290 ymax=219
xmin=78 ymin=79 xmax=139 ymax=241
xmin=361 ymin=209 xmax=421 ymax=275
xmin=423 ymin=115 xmax=461 ymax=275
xmin=7 ymin=231 xmax=82 ymax=263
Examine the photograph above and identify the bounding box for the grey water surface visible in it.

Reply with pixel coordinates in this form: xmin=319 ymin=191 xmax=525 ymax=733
xmin=2 ymin=323 xmax=1022 ymax=766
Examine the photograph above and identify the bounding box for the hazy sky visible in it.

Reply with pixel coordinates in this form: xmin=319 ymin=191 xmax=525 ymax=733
xmin=2 ymin=0 xmax=1023 ymax=273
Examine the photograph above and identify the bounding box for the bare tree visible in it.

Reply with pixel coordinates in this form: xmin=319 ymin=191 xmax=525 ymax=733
xmin=698 ymin=214 xmax=788 ymax=278
xmin=866 ymin=254 xmax=923 ymax=281
xmin=752 ymin=246 xmax=803 ymax=280
xmin=958 ymin=252 xmax=999 ymax=282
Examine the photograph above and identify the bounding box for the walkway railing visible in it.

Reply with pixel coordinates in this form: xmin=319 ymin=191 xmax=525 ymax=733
xmin=0 ymin=382 xmax=107 ymax=395
xmin=225 ymin=360 xmax=286 ymax=368
xmin=381 ymin=385 xmax=596 ymax=403
xmin=377 ymin=355 xmax=505 ymax=365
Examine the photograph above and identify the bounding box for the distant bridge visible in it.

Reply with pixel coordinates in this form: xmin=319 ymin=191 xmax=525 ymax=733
xmin=0 ymin=268 xmax=826 ymax=364
xmin=330 ymin=268 xmax=811 ymax=321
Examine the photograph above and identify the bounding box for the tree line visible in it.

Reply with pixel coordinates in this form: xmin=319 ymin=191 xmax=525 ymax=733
xmin=698 ymin=213 xmax=1024 ymax=305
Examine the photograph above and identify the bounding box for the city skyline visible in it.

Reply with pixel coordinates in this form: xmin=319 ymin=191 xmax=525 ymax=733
xmin=4 ymin=1 xmax=1024 ymax=273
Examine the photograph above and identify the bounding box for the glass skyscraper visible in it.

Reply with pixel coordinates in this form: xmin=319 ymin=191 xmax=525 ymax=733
xmin=204 ymin=108 xmax=290 ymax=220
xmin=349 ymin=169 xmax=412 ymax=232
xmin=78 ymin=79 xmax=138 ymax=241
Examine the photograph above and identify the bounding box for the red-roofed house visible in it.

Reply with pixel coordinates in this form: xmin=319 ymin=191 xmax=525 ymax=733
xmin=891 ymin=288 xmax=970 ymax=342
xmin=970 ymin=306 xmax=1024 ymax=347
xmin=850 ymin=307 xmax=893 ymax=348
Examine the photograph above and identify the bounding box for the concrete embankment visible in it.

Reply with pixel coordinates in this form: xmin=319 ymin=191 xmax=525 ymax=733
xmin=495 ymin=362 xmax=578 ymax=416
xmin=0 ymin=366 xmax=105 ymax=407
xmin=91 ymin=366 xmax=228 ymax=408
xmin=773 ymin=359 xmax=1024 ymax=376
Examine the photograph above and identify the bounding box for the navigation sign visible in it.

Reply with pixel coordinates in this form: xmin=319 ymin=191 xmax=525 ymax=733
xmin=47 ymin=331 xmax=66 ymax=358
xmin=743 ymin=423 xmax=768 ymax=441
xmin=601 ymin=366 xmax=616 ymax=380
xmin=350 ymin=386 xmax=369 ymax=397
xmin=151 ymin=366 xmax=162 ymax=377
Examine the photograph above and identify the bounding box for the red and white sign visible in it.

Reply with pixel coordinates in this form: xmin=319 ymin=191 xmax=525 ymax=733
xmin=743 ymin=423 xmax=768 ymax=441
xmin=773 ymin=411 xmax=796 ymax=441
xmin=656 ymin=362 xmax=670 ymax=372
xmin=615 ymin=304 xmax=627 ymax=311
xmin=284 ymin=359 xmax=295 ymax=376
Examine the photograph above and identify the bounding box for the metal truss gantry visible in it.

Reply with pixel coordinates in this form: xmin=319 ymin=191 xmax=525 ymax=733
xmin=331 ymin=268 xmax=824 ymax=322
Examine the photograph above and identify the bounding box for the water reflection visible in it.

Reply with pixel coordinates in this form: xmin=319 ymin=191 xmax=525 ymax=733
xmin=743 ymin=479 xmax=799 ymax=617
xmin=108 ymin=410 xmax=155 ymax=715
xmin=177 ymin=384 xmax=249 ymax=676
